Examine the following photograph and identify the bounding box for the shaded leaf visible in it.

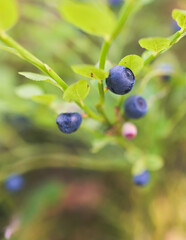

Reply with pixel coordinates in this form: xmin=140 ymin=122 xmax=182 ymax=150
xmin=145 ymin=155 xmax=164 ymax=171
xmin=0 ymin=0 xmax=18 ymax=30
xmin=63 ymin=80 xmax=90 ymax=103
xmin=59 ymin=1 xmax=116 ymax=38
xmin=132 ymin=159 xmax=146 ymax=175
xmin=72 ymin=64 xmax=109 ymax=81
xmin=119 ymin=55 xmax=144 ymax=76
xmin=21 ymin=182 xmax=63 ymax=224
xmin=139 ymin=37 xmax=170 ymax=53
xmin=15 ymin=84 xmax=44 ymax=99
xmin=32 ymin=94 xmax=56 ymax=105
xmin=19 ymin=72 xmax=62 ymax=90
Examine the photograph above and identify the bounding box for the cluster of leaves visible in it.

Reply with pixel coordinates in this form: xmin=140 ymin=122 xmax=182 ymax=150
xmin=0 ymin=0 xmax=186 ymax=176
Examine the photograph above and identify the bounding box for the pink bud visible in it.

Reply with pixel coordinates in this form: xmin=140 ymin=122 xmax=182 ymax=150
xmin=122 ymin=122 xmax=137 ymax=140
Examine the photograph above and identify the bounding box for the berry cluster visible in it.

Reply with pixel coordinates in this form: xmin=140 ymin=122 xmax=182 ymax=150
xmin=56 ymin=65 xmax=149 ymax=186
xmin=56 ymin=65 xmax=147 ymax=136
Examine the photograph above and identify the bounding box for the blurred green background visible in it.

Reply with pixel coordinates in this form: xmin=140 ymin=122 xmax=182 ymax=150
xmin=0 ymin=0 xmax=186 ymax=239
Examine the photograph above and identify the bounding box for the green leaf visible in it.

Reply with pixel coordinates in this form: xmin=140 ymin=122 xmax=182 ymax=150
xmin=119 ymin=55 xmax=144 ymax=76
xmin=172 ymin=9 xmax=186 ymax=30
xmin=32 ymin=94 xmax=56 ymax=105
xmin=139 ymin=37 xmax=170 ymax=53
xmin=132 ymin=159 xmax=146 ymax=175
xmin=19 ymin=72 xmax=62 ymax=90
xmin=0 ymin=0 xmax=18 ymax=30
xmin=72 ymin=64 xmax=109 ymax=81
xmin=59 ymin=1 xmax=116 ymax=38
xmin=15 ymin=84 xmax=44 ymax=99
xmin=0 ymin=44 xmax=22 ymax=57
xmin=63 ymin=80 xmax=90 ymax=103
xmin=145 ymin=155 xmax=164 ymax=171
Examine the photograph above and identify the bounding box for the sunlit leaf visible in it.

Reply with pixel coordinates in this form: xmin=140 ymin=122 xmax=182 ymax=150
xmin=0 ymin=0 xmax=18 ymax=30
xmin=63 ymin=80 xmax=90 ymax=103
xmin=72 ymin=64 xmax=109 ymax=81
xmin=15 ymin=84 xmax=44 ymax=99
xmin=119 ymin=55 xmax=144 ymax=76
xmin=59 ymin=1 xmax=116 ymax=38
xmin=139 ymin=37 xmax=170 ymax=53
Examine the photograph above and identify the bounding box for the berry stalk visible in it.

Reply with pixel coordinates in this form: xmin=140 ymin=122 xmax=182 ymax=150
xmin=97 ymin=0 xmax=143 ymax=123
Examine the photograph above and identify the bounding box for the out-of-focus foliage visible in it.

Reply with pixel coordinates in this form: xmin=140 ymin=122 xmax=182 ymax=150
xmin=0 ymin=0 xmax=186 ymax=239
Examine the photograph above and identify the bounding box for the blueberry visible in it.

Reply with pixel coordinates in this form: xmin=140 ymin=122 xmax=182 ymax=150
xmin=56 ymin=112 xmax=82 ymax=134
xmin=172 ymin=20 xmax=181 ymax=32
xmin=5 ymin=174 xmax=24 ymax=192
xmin=124 ymin=95 xmax=148 ymax=119
xmin=133 ymin=170 xmax=150 ymax=186
xmin=108 ymin=0 xmax=123 ymax=6
xmin=106 ymin=66 xmax=135 ymax=95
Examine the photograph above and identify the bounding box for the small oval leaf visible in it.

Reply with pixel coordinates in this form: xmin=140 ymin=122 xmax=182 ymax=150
xmin=139 ymin=37 xmax=170 ymax=53
xmin=72 ymin=64 xmax=109 ymax=81
xmin=63 ymin=80 xmax=90 ymax=103
xmin=59 ymin=1 xmax=116 ymax=38
xmin=19 ymin=72 xmax=62 ymax=90
xmin=0 ymin=0 xmax=18 ymax=31
xmin=119 ymin=55 xmax=144 ymax=76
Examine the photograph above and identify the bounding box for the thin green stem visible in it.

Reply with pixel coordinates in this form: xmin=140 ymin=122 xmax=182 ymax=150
xmin=96 ymin=104 xmax=112 ymax=126
xmin=98 ymin=41 xmax=110 ymax=105
xmin=0 ymin=31 xmax=103 ymax=122
xmin=99 ymin=41 xmax=110 ymax=70
xmin=110 ymin=0 xmax=139 ymax=42
xmin=0 ymin=31 xmax=68 ymax=91
xmin=77 ymin=102 xmax=103 ymax=122
xmin=97 ymin=0 xmax=141 ymax=124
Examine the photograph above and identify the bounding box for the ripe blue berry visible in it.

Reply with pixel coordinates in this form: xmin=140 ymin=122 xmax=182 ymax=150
xmin=124 ymin=95 xmax=148 ymax=119
xmin=56 ymin=112 xmax=82 ymax=134
xmin=5 ymin=174 xmax=24 ymax=192
xmin=172 ymin=20 xmax=181 ymax=32
xmin=108 ymin=0 xmax=123 ymax=6
xmin=133 ymin=170 xmax=150 ymax=186
xmin=106 ymin=65 xmax=135 ymax=95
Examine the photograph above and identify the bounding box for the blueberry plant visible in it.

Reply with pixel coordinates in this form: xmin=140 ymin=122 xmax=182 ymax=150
xmin=0 ymin=0 xmax=185 ymax=185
